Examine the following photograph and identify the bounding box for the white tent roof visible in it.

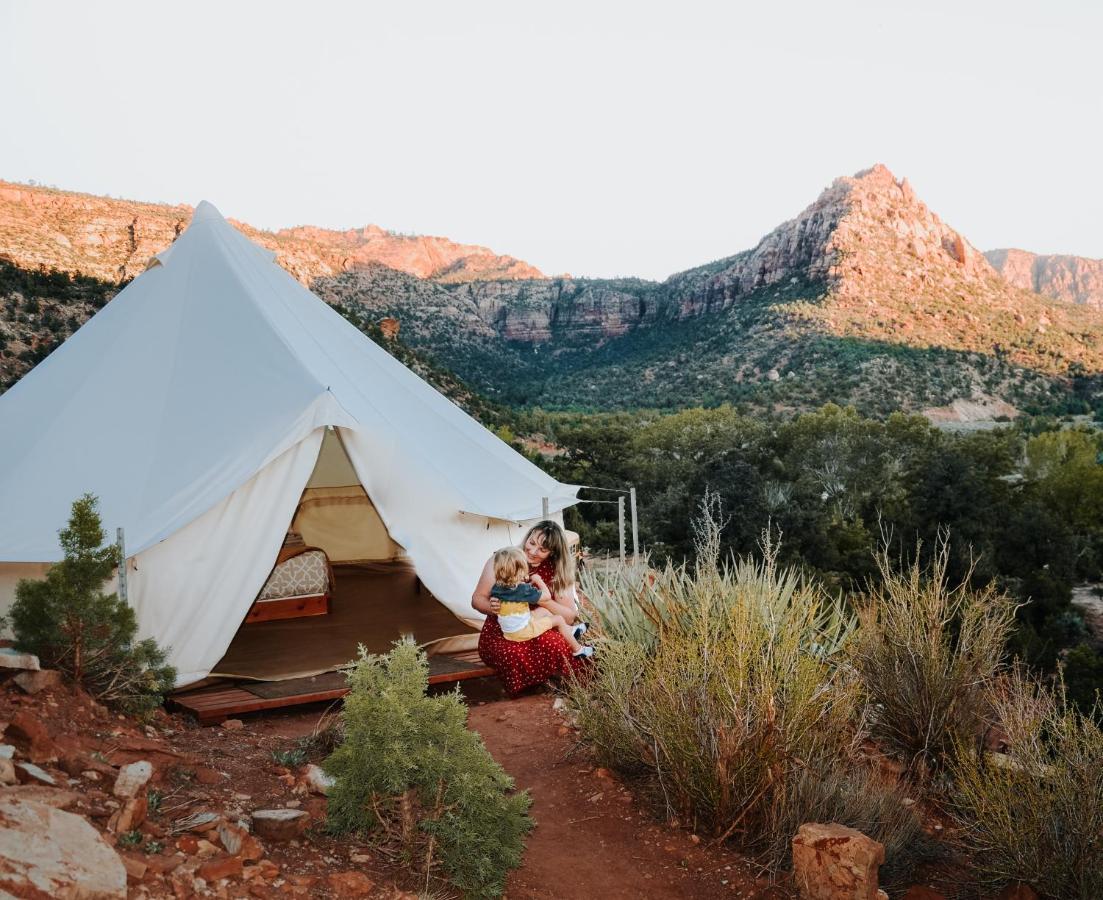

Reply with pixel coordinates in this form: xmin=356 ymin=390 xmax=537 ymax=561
xmin=0 ymin=201 xmax=577 ymax=563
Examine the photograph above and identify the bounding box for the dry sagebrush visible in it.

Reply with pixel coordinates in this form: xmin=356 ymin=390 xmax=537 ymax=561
xmin=568 ymin=500 xmax=924 ymax=878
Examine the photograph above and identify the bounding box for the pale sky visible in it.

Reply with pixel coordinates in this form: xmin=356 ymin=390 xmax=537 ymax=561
xmin=1 ymin=0 xmax=1100 ymax=281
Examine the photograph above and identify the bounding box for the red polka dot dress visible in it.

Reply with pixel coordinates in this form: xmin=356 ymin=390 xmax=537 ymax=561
xmin=477 ymin=557 xmax=589 ymax=696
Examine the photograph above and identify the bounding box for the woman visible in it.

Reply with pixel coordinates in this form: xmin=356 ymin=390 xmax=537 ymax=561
xmin=472 ymin=520 xmax=588 ymax=695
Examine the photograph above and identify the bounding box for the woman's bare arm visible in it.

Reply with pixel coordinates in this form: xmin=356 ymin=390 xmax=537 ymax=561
xmin=471 ymin=557 xmax=500 ymax=615
xmin=538 ymin=582 xmax=577 ymax=624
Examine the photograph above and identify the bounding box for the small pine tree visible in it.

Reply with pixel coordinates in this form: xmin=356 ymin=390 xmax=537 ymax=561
xmin=325 ymin=641 xmax=532 ymax=899
xmin=10 ymin=493 xmax=175 ymax=715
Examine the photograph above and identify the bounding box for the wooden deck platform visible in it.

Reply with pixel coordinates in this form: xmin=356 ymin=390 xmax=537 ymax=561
xmin=169 ymin=650 xmax=493 ymax=725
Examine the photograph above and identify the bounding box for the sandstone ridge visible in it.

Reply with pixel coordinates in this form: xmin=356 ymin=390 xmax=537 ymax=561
xmin=986 ymin=247 xmax=1103 ymax=310
xmin=0 ymin=181 xmax=541 ymax=285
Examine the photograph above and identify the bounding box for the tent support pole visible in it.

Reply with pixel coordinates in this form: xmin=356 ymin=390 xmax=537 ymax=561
xmin=541 ymin=496 xmax=549 ymax=519
xmin=116 ymin=527 xmax=128 ymax=605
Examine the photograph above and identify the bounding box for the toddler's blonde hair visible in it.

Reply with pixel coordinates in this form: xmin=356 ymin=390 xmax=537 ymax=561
xmin=493 ymin=547 xmax=529 ymax=588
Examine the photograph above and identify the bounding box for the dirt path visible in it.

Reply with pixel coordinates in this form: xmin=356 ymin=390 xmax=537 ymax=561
xmin=467 ymin=693 xmax=786 ymax=900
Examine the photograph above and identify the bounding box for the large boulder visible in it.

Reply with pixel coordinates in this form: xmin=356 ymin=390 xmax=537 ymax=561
xmin=0 ymin=797 xmax=127 ymax=899
xmin=792 ymin=822 xmax=886 ymax=900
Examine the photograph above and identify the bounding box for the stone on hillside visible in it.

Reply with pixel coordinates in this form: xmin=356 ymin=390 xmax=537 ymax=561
xmin=250 ymin=808 xmax=309 ymax=841
xmin=0 ymin=647 xmax=40 ymax=671
xmin=14 ymin=668 xmax=63 ymax=694
xmin=113 ymin=759 xmax=153 ymax=798
xmin=218 ymin=820 xmax=264 ymax=861
xmin=0 ymin=785 xmax=79 ymax=808
xmin=0 ymin=745 xmax=13 ymax=759
xmin=6 ymin=710 xmax=57 ymax=763
xmin=220 ymin=718 xmax=244 ymax=730
xmin=301 ymin=762 xmax=335 ymax=795
xmin=0 ymin=797 xmax=127 ymax=899
xmin=15 ymin=761 xmax=56 ymax=786
xmin=108 ymin=794 xmax=147 ymax=833
xmin=792 ymin=822 xmax=885 ymax=900
xmin=328 ymin=871 xmax=376 ymax=896
xmin=198 ymin=854 xmax=244 ymax=882
xmin=0 ymin=758 xmax=15 ymax=786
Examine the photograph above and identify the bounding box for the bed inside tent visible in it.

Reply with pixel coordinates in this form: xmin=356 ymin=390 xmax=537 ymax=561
xmin=171 ymin=428 xmax=491 ymax=723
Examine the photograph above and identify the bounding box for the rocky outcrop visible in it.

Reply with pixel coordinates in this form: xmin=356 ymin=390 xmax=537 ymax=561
xmin=0 ymin=180 xmax=540 ymax=285
xmin=986 ymin=248 xmax=1103 ymax=310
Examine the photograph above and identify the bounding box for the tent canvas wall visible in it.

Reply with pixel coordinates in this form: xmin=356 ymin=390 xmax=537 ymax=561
xmin=0 ymin=201 xmax=578 ymax=686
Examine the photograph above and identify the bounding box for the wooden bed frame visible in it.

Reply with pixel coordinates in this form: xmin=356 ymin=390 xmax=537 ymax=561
xmin=244 ymin=543 xmax=334 ymax=624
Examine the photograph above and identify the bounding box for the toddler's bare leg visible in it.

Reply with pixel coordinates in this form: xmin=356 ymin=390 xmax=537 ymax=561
xmin=548 ymin=614 xmax=581 ymax=652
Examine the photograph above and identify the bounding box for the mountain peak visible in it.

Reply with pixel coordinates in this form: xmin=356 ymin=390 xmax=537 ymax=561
xmin=669 ymin=164 xmax=994 ymax=314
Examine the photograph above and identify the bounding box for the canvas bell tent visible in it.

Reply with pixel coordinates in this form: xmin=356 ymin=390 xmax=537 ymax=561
xmin=0 ymin=201 xmax=578 ymax=686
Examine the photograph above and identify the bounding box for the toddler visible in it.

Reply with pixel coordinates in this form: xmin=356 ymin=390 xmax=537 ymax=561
xmin=491 ymin=547 xmax=593 ymax=658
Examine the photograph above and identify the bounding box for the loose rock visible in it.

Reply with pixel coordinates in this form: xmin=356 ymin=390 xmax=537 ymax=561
xmin=792 ymin=821 xmax=885 ymax=900
xmin=14 ymin=668 xmax=63 ymax=694
xmin=113 ymin=759 xmax=153 ymax=798
xmin=15 ymin=760 xmax=56 ymax=785
xmin=0 ymin=796 xmax=127 ymax=899
xmin=250 ymin=808 xmax=309 ymax=841
xmin=301 ymin=763 xmax=335 ymax=795
xmin=327 ymin=870 xmax=375 ymax=895
xmin=0 ymin=647 xmax=40 ymax=671
xmin=198 ymin=854 xmax=244 ymax=882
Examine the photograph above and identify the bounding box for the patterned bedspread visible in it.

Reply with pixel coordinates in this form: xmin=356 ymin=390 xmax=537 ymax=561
xmin=257 ymin=549 xmax=329 ymax=601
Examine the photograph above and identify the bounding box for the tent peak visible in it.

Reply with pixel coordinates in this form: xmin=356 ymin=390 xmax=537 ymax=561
xmin=192 ymin=200 xmax=226 ymax=222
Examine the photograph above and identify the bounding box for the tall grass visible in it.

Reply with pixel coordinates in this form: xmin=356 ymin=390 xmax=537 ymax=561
xmin=848 ymin=536 xmax=1017 ymax=774
xmin=568 ymin=495 xmax=924 ymax=878
xmin=949 ymin=667 xmax=1103 ymax=899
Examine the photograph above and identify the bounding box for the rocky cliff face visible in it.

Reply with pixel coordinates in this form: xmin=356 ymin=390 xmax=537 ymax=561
xmin=986 ymin=248 xmax=1103 ymax=310
xmin=0 ymin=181 xmax=541 ymax=285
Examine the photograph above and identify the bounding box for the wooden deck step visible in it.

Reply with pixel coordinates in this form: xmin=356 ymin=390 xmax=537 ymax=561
xmin=169 ymin=652 xmax=494 ymax=725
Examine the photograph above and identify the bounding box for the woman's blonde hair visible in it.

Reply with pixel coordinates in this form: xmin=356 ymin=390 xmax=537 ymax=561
xmin=521 ymin=520 xmax=576 ymax=596
xmin=492 ymin=547 xmax=529 ymax=588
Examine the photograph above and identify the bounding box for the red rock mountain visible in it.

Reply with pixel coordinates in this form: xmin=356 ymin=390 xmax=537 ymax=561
xmin=0 ymin=181 xmax=541 ymax=285
xmin=985 ymin=248 xmax=1103 ymax=310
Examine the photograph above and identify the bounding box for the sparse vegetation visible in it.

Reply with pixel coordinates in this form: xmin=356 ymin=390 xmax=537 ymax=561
xmin=324 ymin=641 xmax=533 ymax=899
xmin=9 ymin=494 xmax=176 ymax=716
xmin=949 ymin=667 xmax=1103 ymax=899
xmin=567 ymin=499 xmax=927 ymax=882
xmin=848 ymin=538 xmax=1018 ymax=773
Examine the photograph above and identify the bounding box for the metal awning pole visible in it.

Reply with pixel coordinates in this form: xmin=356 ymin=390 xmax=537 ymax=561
xmin=629 ymin=487 xmax=639 ymax=562
xmin=541 ymin=496 xmax=549 ymax=519
xmin=116 ymin=527 xmax=128 ymax=605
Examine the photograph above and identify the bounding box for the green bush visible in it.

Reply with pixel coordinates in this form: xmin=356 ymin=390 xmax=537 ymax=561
xmin=949 ymin=668 xmax=1103 ymax=899
xmin=324 ymin=641 xmax=532 ymax=899
xmin=10 ymin=494 xmax=175 ymax=716
xmin=848 ymin=537 xmax=1017 ymax=774
xmin=567 ymin=501 xmax=924 ymax=879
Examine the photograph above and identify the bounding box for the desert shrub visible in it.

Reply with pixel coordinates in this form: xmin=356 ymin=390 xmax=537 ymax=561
xmin=324 ymin=641 xmax=532 ymax=899
xmin=10 ymin=494 xmax=175 ymax=715
xmin=567 ymin=497 xmax=922 ymax=877
xmin=949 ymin=668 xmax=1103 ymax=898
xmin=848 ymin=537 xmax=1017 ymax=773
